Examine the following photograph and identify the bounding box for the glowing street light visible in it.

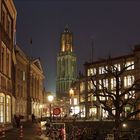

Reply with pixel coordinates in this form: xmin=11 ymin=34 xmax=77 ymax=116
xmin=47 ymin=94 xmax=54 ymax=122
xmin=122 ymin=123 xmax=127 ymax=128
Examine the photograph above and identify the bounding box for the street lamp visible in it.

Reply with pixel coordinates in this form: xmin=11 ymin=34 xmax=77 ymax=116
xmin=122 ymin=123 xmax=127 ymax=128
xmin=69 ymin=88 xmax=74 ymax=105
xmin=69 ymin=88 xmax=74 ymax=115
xmin=47 ymin=94 xmax=54 ymax=123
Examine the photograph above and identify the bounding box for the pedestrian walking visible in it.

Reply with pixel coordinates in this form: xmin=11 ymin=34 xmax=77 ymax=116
xmin=14 ymin=114 xmax=21 ymax=128
xmin=31 ymin=114 xmax=36 ymax=123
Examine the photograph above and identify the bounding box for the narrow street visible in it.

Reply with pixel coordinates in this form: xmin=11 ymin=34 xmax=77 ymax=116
xmin=0 ymin=122 xmax=48 ymax=140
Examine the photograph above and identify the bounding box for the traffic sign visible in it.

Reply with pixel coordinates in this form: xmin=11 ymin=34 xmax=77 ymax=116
xmin=53 ymin=108 xmax=61 ymax=115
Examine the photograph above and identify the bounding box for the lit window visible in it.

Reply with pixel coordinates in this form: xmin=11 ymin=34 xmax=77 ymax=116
xmin=91 ymin=94 xmax=96 ymax=101
xmin=125 ymin=90 xmax=135 ymax=99
xmin=80 ymin=82 xmax=85 ymax=92
xmin=125 ymin=61 xmax=134 ymax=70
xmin=113 ymin=64 xmax=121 ymax=71
xmin=74 ymin=98 xmax=78 ymax=105
xmin=112 ymin=108 xmax=116 ymax=115
xmin=80 ymin=95 xmax=85 ymax=102
xmin=87 ymin=68 xmax=96 ymax=76
xmin=23 ymin=71 xmax=26 ymax=81
xmin=99 ymin=79 xmax=108 ymax=89
xmin=0 ymin=93 xmax=5 ymax=123
xmin=89 ymin=107 xmax=97 ymax=117
xmin=88 ymin=93 xmax=95 ymax=101
xmin=103 ymin=79 xmax=108 ymax=89
xmin=99 ymin=66 xmax=108 ymax=74
xmin=99 ymin=80 xmax=102 ymax=89
xmin=124 ymin=75 xmax=134 ymax=88
xmin=88 ymin=80 xmax=96 ymax=91
xmin=102 ymin=109 xmax=108 ymax=118
xmin=71 ymin=106 xmax=80 ymax=114
xmin=111 ymin=78 xmax=116 ymax=90
xmin=99 ymin=67 xmax=104 ymax=74
xmin=99 ymin=93 xmax=106 ymax=100
xmin=6 ymin=96 xmax=11 ymax=123
xmin=70 ymin=99 xmax=72 ymax=105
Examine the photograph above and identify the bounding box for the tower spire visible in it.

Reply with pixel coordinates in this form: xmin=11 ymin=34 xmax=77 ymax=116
xmin=64 ymin=24 xmax=70 ymax=33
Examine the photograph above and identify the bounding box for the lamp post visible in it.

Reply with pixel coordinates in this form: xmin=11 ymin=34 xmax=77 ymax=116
xmin=47 ymin=94 xmax=54 ymax=123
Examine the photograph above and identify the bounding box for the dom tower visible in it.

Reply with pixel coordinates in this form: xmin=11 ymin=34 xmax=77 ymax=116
xmin=56 ymin=26 xmax=77 ymax=99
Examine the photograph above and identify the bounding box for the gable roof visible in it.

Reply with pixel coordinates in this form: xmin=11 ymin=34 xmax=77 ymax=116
xmin=32 ymin=58 xmax=43 ymax=72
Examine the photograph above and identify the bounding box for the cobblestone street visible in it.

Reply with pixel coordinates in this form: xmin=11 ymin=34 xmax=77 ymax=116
xmin=0 ymin=122 xmax=48 ymax=140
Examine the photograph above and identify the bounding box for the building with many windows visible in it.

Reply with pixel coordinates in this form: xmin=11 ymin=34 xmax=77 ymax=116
xmin=27 ymin=56 xmax=45 ymax=120
xmin=56 ymin=25 xmax=77 ymax=99
xmin=0 ymin=0 xmax=16 ymax=124
xmin=72 ymin=45 xmax=140 ymax=120
xmin=15 ymin=45 xmax=45 ymax=120
xmin=14 ymin=45 xmax=28 ymax=120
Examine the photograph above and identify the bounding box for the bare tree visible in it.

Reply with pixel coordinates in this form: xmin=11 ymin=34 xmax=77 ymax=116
xmin=90 ymin=60 xmax=140 ymax=140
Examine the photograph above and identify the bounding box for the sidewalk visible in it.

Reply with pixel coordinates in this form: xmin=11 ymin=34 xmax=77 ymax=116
xmin=0 ymin=121 xmax=48 ymax=140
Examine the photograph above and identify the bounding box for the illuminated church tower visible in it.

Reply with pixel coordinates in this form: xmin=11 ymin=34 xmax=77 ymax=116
xmin=56 ymin=25 xmax=77 ymax=99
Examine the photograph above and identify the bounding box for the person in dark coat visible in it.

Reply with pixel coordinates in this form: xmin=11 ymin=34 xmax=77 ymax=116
xmin=31 ymin=114 xmax=36 ymax=123
xmin=14 ymin=114 xmax=20 ymax=128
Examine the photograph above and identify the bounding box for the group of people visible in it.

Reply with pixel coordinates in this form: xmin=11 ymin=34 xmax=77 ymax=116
xmin=14 ymin=113 xmax=36 ymax=128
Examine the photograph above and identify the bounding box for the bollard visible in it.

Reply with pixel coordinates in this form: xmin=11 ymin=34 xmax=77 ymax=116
xmin=1 ymin=124 xmax=5 ymax=138
xmin=19 ymin=125 xmax=23 ymax=138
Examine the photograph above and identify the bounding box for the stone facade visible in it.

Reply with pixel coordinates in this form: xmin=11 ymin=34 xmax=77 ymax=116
xmin=0 ymin=0 xmax=16 ymax=124
xmin=14 ymin=45 xmax=28 ymax=120
xmin=27 ymin=57 xmax=45 ymax=120
xmin=56 ymin=26 xmax=77 ymax=99
xmin=15 ymin=45 xmax=45 ymax=120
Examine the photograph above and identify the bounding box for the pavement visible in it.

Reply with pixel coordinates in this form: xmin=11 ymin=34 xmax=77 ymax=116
xmin=0 ymin=121 xmax=49 ymax=140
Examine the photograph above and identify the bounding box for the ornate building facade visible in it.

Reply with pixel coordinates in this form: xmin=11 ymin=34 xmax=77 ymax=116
xmin=0 ymin=0 xmax=16 ymax=124
xmin=15 ymin=45 xmax=45 ymax=120
xmin=27 ymin=57 xmax=45 ymax=119
xmin=14 ymin=45 xmax=28 ymax=120
xmin=56 ymin=26 xmax=77 ymax=99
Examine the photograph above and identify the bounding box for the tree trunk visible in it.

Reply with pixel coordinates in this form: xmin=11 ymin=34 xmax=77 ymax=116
xmin=114 ymin=118 xmax=121 ymax=140
xmin=114 ymin=128 xmax=120 ymax=140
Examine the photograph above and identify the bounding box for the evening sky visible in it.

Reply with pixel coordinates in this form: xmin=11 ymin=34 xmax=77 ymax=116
xmin=14 ymin=0 xmax=140 ymax=93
